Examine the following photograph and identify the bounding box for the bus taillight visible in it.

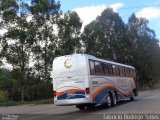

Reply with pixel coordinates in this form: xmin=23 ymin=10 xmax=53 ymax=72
xmin=85 ymin=88 xmax=90 ymax=94
xmin=53 ymin=91 xmax=56 ymax=96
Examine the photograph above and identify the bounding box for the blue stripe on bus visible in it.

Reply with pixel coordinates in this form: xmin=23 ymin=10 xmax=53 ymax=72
xmin=57 ymin=92 xmax=85 ymax=100
xmin=93 ymin=88 xmax=127 ymax=104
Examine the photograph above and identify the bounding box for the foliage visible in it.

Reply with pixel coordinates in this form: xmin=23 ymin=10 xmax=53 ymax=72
xmin=82 ymin=8 xmax=125 ymax=60
xmin=0 ymin=0 xmax=37 ymax=102
xmin=30 ymin=0 xmax=60 ymax=82
xmin=0 ymin=0 xmax=60 ymax=101
xmin=124 ymin=13 xmax=160 ymax=87
xmin=0 ymin=90 xmax=9 ymax=103
xmin=57 ymin=11 xmax=82 ymax=55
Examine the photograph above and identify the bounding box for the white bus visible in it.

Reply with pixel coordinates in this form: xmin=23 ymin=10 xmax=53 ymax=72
xmin=52 ymin=54 xmax=138 ymax=110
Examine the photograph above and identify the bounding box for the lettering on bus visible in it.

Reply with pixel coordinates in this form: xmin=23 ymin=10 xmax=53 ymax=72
xmin=92 ymin=81 xmax=98 ymax=85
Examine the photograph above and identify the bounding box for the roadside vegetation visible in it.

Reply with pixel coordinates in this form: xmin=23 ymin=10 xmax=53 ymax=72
xmin=0 ymin=0 xmax=160 ymax=105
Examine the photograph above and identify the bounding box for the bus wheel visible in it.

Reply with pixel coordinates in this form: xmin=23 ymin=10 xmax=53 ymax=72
xmin=106 ymin=94 xmax=112 ymax=107
xmin=111 ymin=92 xmax=117 ymax=106
xmin=87 ymin=104 xmax=95 ymax=109
xmin=130 ymin=92 xmax=135 ymax=101
xmin=76 ymin=105 xmax=86 ymax=110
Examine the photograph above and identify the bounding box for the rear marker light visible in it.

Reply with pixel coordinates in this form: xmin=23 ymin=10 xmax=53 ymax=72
xmin=85 ymin=88 xmax=90 ymax=94
xmin=53 ymin=91 xmax=56 ymax=96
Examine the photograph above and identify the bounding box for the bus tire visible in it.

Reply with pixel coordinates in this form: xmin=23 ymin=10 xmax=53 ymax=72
xmin=76 ymin=105 xmax=86 ymax=110
xmin=130 ymin=92 xmax=135 ymax=101
xmin=106 ymin=94 xmax=112 ymax=107
xmin=111 ymin=92 xmax=117 ymax=106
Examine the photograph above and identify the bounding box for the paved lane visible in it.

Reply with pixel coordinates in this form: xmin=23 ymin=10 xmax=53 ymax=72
xmin=0 ymin=89 xmax=160 ymax=120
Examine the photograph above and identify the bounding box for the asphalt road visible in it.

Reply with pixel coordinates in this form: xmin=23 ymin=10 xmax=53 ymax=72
xmin=0 ymin=89 xmax=160 ymax=120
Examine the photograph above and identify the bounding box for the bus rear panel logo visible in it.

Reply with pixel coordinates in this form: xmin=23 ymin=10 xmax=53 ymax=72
xmin=64 ymin=59 xmax=72 ymax=69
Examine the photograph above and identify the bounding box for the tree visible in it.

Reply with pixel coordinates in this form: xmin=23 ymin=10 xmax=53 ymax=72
xmin=81 ymin=8 xmax=125 ymax=61
xmin=30 ymin=0 xmax=60 ymax=82
xmin=56 ymin=11 xmax=82 ymax=55
xmin=124 ymin=13 xmax=160 ymax=87
xmin=0 ymin=0 xmax=61 ymax=101
xmin=0 ymin=0 xmax=36 ymax=101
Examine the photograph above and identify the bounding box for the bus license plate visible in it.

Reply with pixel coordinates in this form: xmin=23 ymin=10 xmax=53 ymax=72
xmin=67 ymin=92 xmax=75 ymax=97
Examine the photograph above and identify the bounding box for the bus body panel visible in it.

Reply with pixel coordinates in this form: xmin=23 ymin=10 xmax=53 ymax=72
xmin=53 ymin=75 xmax=92 ymax=105
xmin=90 ymin=76 xmax=136 ymax=104
xmin=53 ymin=54 xmax=91 ymax=105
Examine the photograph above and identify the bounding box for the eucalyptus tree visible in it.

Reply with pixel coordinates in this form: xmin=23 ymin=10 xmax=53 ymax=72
xmin=124 ymin=13 xmax=160 ymax=87
xmin=57 ymin=11 xmax=82 ymax=55
xmin=0 ymin=0 xmax=38 ymax=101
xmin=30 ymin=0 xmax=61 ymax=82
xmin=82 ymin=8 xmax=125 ymax=61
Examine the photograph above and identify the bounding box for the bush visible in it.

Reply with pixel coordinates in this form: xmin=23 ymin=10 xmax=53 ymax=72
xmin=0 ymin=91 xmax=9 ymax=103
xmin=27 ymin=82 xmax=53 ymax=101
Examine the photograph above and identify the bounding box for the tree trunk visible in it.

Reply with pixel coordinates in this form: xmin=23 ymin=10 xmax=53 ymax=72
xmin=44 ymin=39 xmax=48 ymax=81
xmin=21 ymin=84 xmax=24 ymax=102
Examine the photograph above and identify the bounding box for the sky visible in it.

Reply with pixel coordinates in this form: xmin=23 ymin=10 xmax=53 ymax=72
xmin=59 ymin=0 xmax=160 ymax=40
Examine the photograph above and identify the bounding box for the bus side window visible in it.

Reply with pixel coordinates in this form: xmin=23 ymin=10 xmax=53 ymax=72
xmin=130 ymin=69 xmax=133 ymax=77
xmin=112 ymin=65 xmax=116 ymax=76
xmin=123 ymin=67 xmax=126 ymax=77
xmin=89 ymin=60 xmax=95 ymax=75
xmin=125 ymin=67 xmax=128 ymax=77
xmin=112 ymin=65 xmax=119 ymax=76
xmin=104 ymin=64 xmax=109 ymax=75
xmin=133 ymin=70 xmax=136 ymax=79
xmin=115 ymin=65 xmax=119 ymax=76
xmin=95 ymin=61 xmax=104 ymax=75
xmin=108 ymin=64 xmax=113 ymax=75
xmin=119 ymin=67 xmax=122 ymax=76
xmin=128 ymin=68 xmax=131 ymax=77
xmin=120 ymin=67 xmax=125 ymax=77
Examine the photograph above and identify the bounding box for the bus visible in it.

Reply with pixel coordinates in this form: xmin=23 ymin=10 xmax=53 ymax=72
xmin=52 ymin=54 xmax=138 ymax=110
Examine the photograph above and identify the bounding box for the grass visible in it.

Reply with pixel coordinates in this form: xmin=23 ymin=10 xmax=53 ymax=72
xmin=0 ymin=91 xmax=9 ymax=103
xmin=1 ymin=83 xmax=160 ymax=107
xmin=0 ymin=98 xmax=54 ymax=107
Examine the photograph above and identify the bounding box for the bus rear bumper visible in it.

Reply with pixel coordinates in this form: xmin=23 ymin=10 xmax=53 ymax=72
xmin=54 ymin=98 xmax=91 ymax=106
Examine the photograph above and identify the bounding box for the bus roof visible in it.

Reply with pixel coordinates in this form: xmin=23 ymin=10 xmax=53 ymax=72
xmin=55 ymin=54 xmax=135 ymax=69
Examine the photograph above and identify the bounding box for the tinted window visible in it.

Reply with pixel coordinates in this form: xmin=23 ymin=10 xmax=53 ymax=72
xmin=112 ymin=65 xmax=116 ymax=75
xmin=104 ymin=64 xmax=109 ymax=75
xmin=89 ymin=60 xmax=95 ymax=75
xmin=95 ymin=61 xmax=104 ymax=75
xmin=113 ymin=65 xmax=120 ymax=76
xmin=126 ymin=68 xmax=131 ymax=77
xmin=108 ymin=64 xmax=113 ymax=75
xmin=128 ymin=68 xmax=131 ymax=77
xmin=89 ymin=59 xmax=134 ymax=78
xmin=119 ymin=67 xmax=125 ymax=77
xmin=125 ymin=67 xmax=128 ymax=77
xmin=116 ymin=65 xmax=120 ymax=76
xmin=132 ymin=69 xmax=136 ymax=78
xmin=122 ymin=67 xmax=126 ymax=77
